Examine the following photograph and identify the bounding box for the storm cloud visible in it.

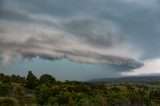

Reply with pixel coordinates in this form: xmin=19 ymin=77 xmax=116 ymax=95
xmin=1 ymin=0 xmax=160 ymax=74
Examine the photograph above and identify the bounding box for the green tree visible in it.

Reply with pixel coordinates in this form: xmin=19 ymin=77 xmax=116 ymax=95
xmin=0 ymin=76 xmax=13 ymax=96
xmin=0 ymin=73 xmax=4 ymax=81
xmin=2 ymin=75 xmax=11 ymax=84
xmin=35 ymin=84 xmax=52 ymax=105
xmin=39 ymin=74 xmax=55 ymax=86
xmin=26 ymin=71 xmax=39 ymax=89
xmin=57 ymin=91 xmax=73 ymax=105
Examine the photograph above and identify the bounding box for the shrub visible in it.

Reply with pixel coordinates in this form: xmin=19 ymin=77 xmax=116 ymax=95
xmin=0 ymin=97 xmax=19 ymax=106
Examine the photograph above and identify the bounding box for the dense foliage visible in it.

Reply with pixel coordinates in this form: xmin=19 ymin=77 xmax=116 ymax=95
xmin=0 ymin=71 xmax=160 ymax=106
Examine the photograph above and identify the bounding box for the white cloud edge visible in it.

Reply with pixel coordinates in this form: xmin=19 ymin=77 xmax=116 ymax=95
xmin=121 ymin=58 xmax=160 ymax=76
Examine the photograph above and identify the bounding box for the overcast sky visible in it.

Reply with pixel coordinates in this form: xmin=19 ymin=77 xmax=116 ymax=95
xmin=0 ymin=0 xmax=160 ymax=81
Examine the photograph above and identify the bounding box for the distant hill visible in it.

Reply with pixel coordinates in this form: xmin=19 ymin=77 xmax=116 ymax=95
xmin=89 ymin=75 xmax=160 ymax=84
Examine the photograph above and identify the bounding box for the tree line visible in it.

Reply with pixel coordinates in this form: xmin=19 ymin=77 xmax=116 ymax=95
xmin=0 ymin=71 xmax=160 ymax=106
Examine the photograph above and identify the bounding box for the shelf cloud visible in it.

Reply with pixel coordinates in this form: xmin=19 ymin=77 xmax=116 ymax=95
xmin=0 ymin=18 xmax=142 ymax=69
xmin=0 ymin=0 xmax=160 ymax=76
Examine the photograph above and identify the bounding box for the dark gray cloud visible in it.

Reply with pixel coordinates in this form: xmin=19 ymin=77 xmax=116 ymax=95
xmin=1 ymin=0 xmax=160 ymax=73
xmin=0 ymin=7 xmax=30 ymax=22
xmin=61 ymin=17 xmax=125 ymax=48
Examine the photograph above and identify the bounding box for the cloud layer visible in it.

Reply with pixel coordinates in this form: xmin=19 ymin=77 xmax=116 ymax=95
xmin=1 ymin=0 xmax=160 ymax=74
xmin=0 ymin=18 xmax=142 ymax=69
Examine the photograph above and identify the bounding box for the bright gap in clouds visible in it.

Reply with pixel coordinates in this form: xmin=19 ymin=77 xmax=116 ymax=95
xmin=121 ymin=58 xmax=160 ymax=76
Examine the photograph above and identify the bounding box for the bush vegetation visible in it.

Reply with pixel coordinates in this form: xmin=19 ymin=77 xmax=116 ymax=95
xmin=0 ymin=71 xmax=160 ymax=106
